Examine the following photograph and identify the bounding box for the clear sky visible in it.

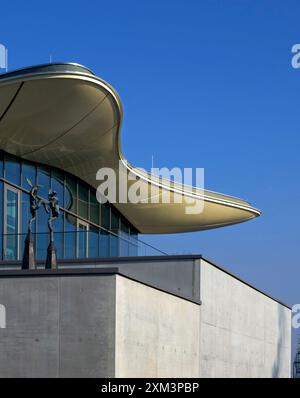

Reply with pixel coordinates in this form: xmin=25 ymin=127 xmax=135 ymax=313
xmin=0 ymin=0 xmax=299 ymax=362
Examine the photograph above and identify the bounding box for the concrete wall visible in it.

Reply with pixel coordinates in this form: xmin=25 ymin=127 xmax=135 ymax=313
xmin=0 ymin=257 xmax=292 ymax=378
xmin=60 ymin=258 xmax=201 ymax=303
xmin=0 ymin=272 xmax=201 ymax=378
xmin=0 ymin=274 xmax=116 ymax=377
xmin=199 ymin=259 xmax=291 ymax=378
xmin=115 ymin=275 xmax=200 ymax=377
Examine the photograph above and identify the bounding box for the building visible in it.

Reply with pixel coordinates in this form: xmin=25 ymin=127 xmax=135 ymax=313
xmin=294 ymin=337 xmax=300 ymax=378
xmin=0 ymin=63 xmax=291 ymax=378
xmin=0 ymin=256 xmax=291 ymax=378
xmin=0 ymin=62 xmax=260 ymax=252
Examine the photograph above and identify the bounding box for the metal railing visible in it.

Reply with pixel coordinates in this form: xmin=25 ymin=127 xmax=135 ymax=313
xmin=1 ymin=230 xmax=166 ymax=262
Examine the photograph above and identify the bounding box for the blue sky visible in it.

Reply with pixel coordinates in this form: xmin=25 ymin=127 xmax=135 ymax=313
xmin=1 ymin=0 xmax=299 ymax=360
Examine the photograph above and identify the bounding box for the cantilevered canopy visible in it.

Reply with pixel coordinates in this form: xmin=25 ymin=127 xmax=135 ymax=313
xmin=0 ymin=63 xmax=260 ymax=234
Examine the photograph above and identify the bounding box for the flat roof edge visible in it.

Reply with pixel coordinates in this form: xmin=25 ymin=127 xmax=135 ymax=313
xmin=0 ymin=266 xmax=201 ymax=305
xmin=0 ymin=254 xmax=291 ymax=310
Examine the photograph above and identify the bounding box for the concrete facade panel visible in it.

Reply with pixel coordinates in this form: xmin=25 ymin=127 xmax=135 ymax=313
xmin=0 ymin=275 xmax=116 ymax=378
xmin=199 ymin=259 xmax=291 ymax=378
xmin=0 ymin=277 xmax=60 ymax=377
xmin=0 ymin=257 xmax=292 ymax=378
xmin=115 ymin=275 xmax=200 ymax=377
xmin=58 ymin=275 xmax=116 ymax=377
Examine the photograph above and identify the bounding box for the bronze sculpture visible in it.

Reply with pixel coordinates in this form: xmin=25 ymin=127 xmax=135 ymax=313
xmin=22 ymin=178 xmax=43 ymax=269
xmin=45 ymin=189 xmax=60 ymax=269
xmin=23 ymin=179 xmax=60 ymax=270
xmin=27 ymin=178 xmax=44 ymax=233
xmin=45 ymin=190 xmax=60 ymax=242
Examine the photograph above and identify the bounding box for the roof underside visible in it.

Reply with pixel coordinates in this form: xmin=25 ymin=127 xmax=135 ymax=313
xmin=0 ymin=63 xmax=261 ymax=234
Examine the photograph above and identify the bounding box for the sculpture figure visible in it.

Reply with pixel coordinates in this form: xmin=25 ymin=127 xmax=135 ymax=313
xmin=45 ymin=190 xmax=60 ymax=241
xmin=27 ymin=178 xmax=44 ymax=233
xmin=23 ymin=178 xmax=45 ymax=269
xmin=45 ymin=189 xmax=60 ymax=270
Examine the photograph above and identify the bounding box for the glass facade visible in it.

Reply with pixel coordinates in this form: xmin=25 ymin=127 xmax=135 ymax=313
xmin=0 ymin=150 xmax=140 ymax=261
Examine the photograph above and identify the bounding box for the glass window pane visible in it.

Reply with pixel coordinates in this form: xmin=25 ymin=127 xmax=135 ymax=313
xmin=0 ymin=151 xmax=3 ymax=178
xmin=119 ymin=219 xmax=130 ymax=257
xmin=36 ymin=199 xmax=49 ymax=260
xmin=111 ymin=208 xmax=119 ymax=231
xmin=78 ymin=183 xmax=88 ymax=220
xmin=0 ymin=181 xmax=3 ymax=260
xmin=0 ymin=182 xmax=2 ymax=260
xmin=5 ymin=155 xmax=20 ymax=185
xmin=37 ymin=166 xmax=50 ymax=200
xmin=110 ymin=233 xmax=119 ymax=257
xmin=99 ymin=230 xmax=109 ymax=257
xmin=101 ymin=203 xmax=110 ymax=230
xmin=53 ymin=208 xmax=63 ymax=260
xmin=21 ymin=192 xmax=31 ymax=257
xmin=5 ymin=188 xmax=19 ymax=260
xmin=129 ymin=238 xmax=138 ymax=256
xmin=65 ymin=176 xmax=77 ymax=213
xmin=89 ymin=226 xmax=99 ymax=258
xmin=77 ymin=222 xmax=88 ymax=258
xmin=36 ymin=233 xmax=48 ymax=261
xmin=121 ymin=218 xmax=129 ymax=235
xmin=130 ymin=228 xmax=138 ymax=240
xmin=22 ymin=161 xmax=36 ymax=189
xmin=51 ymin=169 xmax=64 ymax=209
xmin=119 ymin=234 xmax=129 ymax=257
xmin=89 ymin=190 xmax=100 ymax=225
xmin=64 ymin=213 xmax=76 ymax=259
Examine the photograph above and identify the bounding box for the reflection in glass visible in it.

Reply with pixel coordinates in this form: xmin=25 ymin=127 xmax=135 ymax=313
xmin=77 ymin=222 xmax=88 ymax=258
xmin=0 ymin=152 xmax=3 ymax=178
xmin=37 ymin=166 xmax=50 ymax=199
xmin=0 ymin=182 xmax=2 ymax=259
xmin=53 ymin=209 xmax=63 ymax=259
xmin=21 ymin=193 xmax=31 ymax=256
xmin=111 ymin=209 xmax=119 ymax=231
xmin=121 ymin=218 xmax=129 ymax=235
xmin=89 ymin=226 xmax=99 ymax=258
xmin=5 ymin=155 xmax=21 ymax=185
xmin=51 ymin=169 xmax=64 ymax=208
xmin=5 ymin=188 xmax=19 ymax=260
xmin=110 ymin=233 xmax=119 ymax=257
xmin=65 ymin=176 xmax=77 ymax=212
xmin=99 ymin=230 xmax=109 ymax=257
xmin=130 ymin=228 xmax=138 ymax=240
xmin=0 ymin=151 xmax=140 ymax=262
xmin=89 ymin=190 xmax=99 ymax=225
xmin=119 ymin=232 xmax=129 ymax=257
xmin=22 ymin=162 xmax=36 ymax=189
xmin=78 ymin=183 xmax=88 ymax=220
xmin=101 ymin=203 xmax=110 ymax=229
xmin=64 ymin=213 xmax=76 ymax=259
xmin=36 ymin=204 xmax=49 ymax=260
xmin=129 ymin=238 xmax=138 ymax=256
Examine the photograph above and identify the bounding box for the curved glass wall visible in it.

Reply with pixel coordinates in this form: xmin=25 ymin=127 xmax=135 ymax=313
xmin=0 ymin=150 xmax=145 ymax=261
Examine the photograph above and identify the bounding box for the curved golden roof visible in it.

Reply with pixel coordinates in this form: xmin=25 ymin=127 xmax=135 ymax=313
xmin=0 ymin=63 xmax=260 ymax=234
